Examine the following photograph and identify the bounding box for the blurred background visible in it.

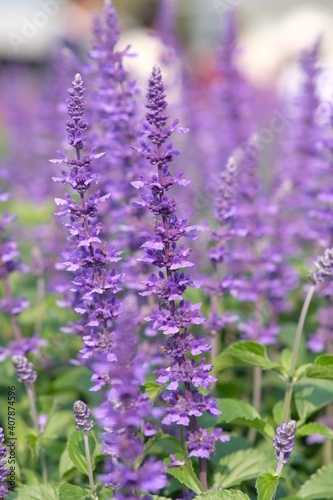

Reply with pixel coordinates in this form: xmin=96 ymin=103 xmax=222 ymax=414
xmin=1 ymin=0 xmax=333 ymax=89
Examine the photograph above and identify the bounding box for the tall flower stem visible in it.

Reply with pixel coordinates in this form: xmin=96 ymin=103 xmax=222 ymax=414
xmin=248 ymin=300 xmax=263 ymax=443
xmin=281 ymin=285 xmax=315 ymax=422
xmin=26 ymin=382 xmax=48 ymax=484
xmin=83 ymin=430 xmax=97 ymax=499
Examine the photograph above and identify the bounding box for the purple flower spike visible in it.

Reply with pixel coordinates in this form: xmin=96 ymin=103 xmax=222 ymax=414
xmin=134 ymin=65 xmax=226 ymax=491
xmin=73 ymin=400 xmax=94 ymax=432
xmin=273 ymin=420 xmax=297 ymax=467
xmin=11 ymin=355 xmax=37 ymax=384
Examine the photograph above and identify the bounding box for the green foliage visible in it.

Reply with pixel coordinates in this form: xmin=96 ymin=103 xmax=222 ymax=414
xmin=58 ymin=482 xmax=87 ymax=500
xmin=294 ymin=378 xmax=333 ymax=421
xmin=307 ymin=355 xmax=333 ymax=379
xmin=296 ymin=422 xmax=333 ymax=439
xmin=216 ymin=398 xmax=275 ymax=438
xmin=256 ymin=470 xmax=280 ymax=500
xmin=297 ymin=462 xmax=333 ymax=499
xmin=213 ymin=341 xmax=283 ymax=373
xmin=164 ymin=452 xmax=204 ymax=494
xmin=67 ymin=430 xmax=96 ymax=476
xmin=212 ymin=449 xmax=276 ymax=489
xmin=194 ymin=490 xmax=250 ymax=499
xmin=143 ymin=381 xmax=164 ymax=400
xmin=6 ymin=485 xmax=58 ymax=499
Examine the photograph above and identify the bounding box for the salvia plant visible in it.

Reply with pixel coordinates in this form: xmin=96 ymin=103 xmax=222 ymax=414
xmin=1 ymin=1 xmax=333 ymax=500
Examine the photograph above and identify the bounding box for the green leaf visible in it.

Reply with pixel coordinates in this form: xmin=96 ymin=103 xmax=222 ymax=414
xmin=26 ymin=434 xmax=38 ymax=461
xmin=143 ymin=381 xmax=163 ymax=400
xmin=272 ymin=401 xmax=284 ymax=425
xmin=152 ymin=497 xmax=173 ymax=500
xmin=67 ymin=430 xmax=96 ymax=476
xmin=281 ymin=349 xmax=293 ymax=371
xmin=52 ymin=366 xmax=93 ymax=394
xmin=298 ymin=462 xmax=333 ymax=499
xmin=296 ymin=422 xmax=333 ymax=439
xmin=44 ymin=411 xmax=74 ymax=440
xmin=213 ymin=341 xmax=282 ymax=372
xmin=294 ymin=378 xmax=333 ymax=421
xmin=217 ymin=398 xmax=261 ymax=422
xmin=164 ymin=452 xmax=204 ymax=494
xmin=194 ymin=489 xmax=250 ymax=499
xmin=59 ymin=448 xmax=76 ymax=478
xmin=256 ymin=470 xmax=280 ymax=500
xmin=6 ymin=485 xmax=58 ymax=499
xmin=58 ymin=483 xmax=86 ymax=500
xmin=307 ymin=355 xmax=333 ymax=380
xmin=216 ymin=398 xmax=274 ymax=437
xmin=23 ymin=468 xmax=40 ymax=485
xmin=213 ymin=449 xmax=276 ymax=488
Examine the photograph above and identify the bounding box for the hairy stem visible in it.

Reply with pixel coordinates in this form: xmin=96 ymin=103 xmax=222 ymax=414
xmin=26 ymin=383 xmax=48 ymax=483
xmin=84 ymin=430 xmax=98 ymax=499
xmin=248 ymin=366 xmax=262 ymax=443
xmin=281 ymin=285 xmax=315 ymax=422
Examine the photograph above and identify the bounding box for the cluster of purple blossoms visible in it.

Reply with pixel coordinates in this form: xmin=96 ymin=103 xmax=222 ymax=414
xmin=88 ymin=1 xmax=146 ymax=256
xmin=273 ymin=420 xmax=297 ymax=470
xmin=54 ymin=72 xmax=166 ymax=498
xmin=276 ymin=39 xmax=326 ymax=251
xmin=51 ymin=73 xmax=123 ymax=375
xmin=201 ymin=155 xmax=239 ymax=355
xmin=0 ymin=428 xmax=9 ymax=499
xmin=133 ymin=65 xmax=228 ymax=484
xmin=210 ymin=140 xmax=285 ymax=346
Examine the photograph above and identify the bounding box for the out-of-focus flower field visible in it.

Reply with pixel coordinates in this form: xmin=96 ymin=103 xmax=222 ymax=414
xmin=1 ymin=1 xmax=333 ymax=499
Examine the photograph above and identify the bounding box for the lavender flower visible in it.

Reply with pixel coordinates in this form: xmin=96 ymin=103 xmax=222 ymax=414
xmin=275 ymin=39 xmax=326 ymax=251
xmin=215 ymin=140 xmax=283 ymax=345
xmin=54 ymin=71 xmax=165 ymax=498
xmin=273 ymin=420 xmax=297 ymax=469
xmin=51 ymin=73 xmax=123 ymax=372
xmin=133 ymin=65 xmax=228 ymax=489
xmin=11 ymin=355 xmax=37 ymax=384
xmin=73 ymin=400 xmax=94 ymax=432
xmin=88 ymin=1 xmax=145 ymax=255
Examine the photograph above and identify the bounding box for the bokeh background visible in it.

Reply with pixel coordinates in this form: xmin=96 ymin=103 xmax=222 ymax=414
xmin=2 ymin=0 xmax=333 ymax=85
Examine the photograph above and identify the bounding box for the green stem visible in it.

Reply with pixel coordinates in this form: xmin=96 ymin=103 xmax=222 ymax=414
xmin=248 ymin=366 xmax=262 ymax=443
xmin=83 ymin=430 xmax=97 ymax=499
xmin=26 ymin=383 xmax=48 ymax=484
xmin=281 ymin=285 xmax=315 ymax=422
